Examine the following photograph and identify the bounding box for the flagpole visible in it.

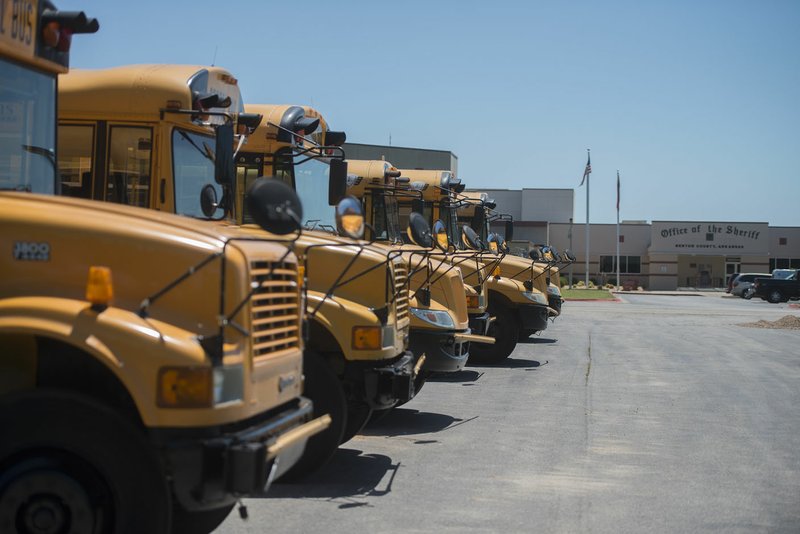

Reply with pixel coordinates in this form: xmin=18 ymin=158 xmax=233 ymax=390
xmin=568 ymin=217 xmax=573 ymax=289
xmin=616 ymin=170 xmax=620 ymax=290
xmin=584 ymin=149 xmax=590 ymax=287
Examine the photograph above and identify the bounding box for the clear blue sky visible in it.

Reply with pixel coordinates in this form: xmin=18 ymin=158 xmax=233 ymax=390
xmin=62 ymin=0 xmax=799 ymax=225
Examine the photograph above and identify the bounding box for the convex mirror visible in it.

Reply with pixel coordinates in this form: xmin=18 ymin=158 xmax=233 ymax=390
xmin=462 ymin=225 xmax=482 ymax=250
xmin=246 ymin=177 xmax=303 ymax=235
xmin=564 ymin=249 xmax=577 ymax=262
xmin=432 ymin=220 xmax=448 ymax=251
xmin=335 ymin=195 xmax=365 ymax=239
xmin=407 ymin=212 xmax=433 ymax=248
xmin=487 ymin=233 xmax=501 ymax=255
xmin=528 ymin=248 xmax=542 ymax=261
xmin=200 ymin=184 xmax=220 ymax=218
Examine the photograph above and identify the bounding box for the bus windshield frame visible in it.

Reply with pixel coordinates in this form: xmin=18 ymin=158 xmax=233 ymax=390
xmin=0 ymin=58 xmax=57 ymax=194
xmin=370 ymin=189 xmax=403 ymax=244
xmin=274 ymin=147 xmax=337 ymax=232
xmin=171 ymin=126 xmax=226 ymax=220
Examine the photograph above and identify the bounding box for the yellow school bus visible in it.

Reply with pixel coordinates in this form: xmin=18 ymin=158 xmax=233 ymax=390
xmin=345 ymin=158 xmax=495 ymax=382
xmin=236 ymin=104 xmax=419 ymax=440
xmin=394 ymin=169 xmax=553 ymax=362
xmin=458 ymin=192 xmax=560 ymax=337
xmin=463 ymin=191 xmax=570 ymax=316
xmin=58 ymin=82 xmax=414 ymax=479
xmin=3 ymin=7 xmax=328 ymax=534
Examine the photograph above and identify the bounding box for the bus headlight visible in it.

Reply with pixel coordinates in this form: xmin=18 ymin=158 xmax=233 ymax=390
xmin=522 ymin=291 xmax=549 ymax=306
xmin=410 ymin=308 xmax=455 ymax=329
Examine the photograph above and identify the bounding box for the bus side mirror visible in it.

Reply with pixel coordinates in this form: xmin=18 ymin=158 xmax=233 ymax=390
xmin=407 ymin=212 xmax=433 ymax=248
xmin=529 ymin=248 xmax=542 ymax=261
xmin=462 ymin=225 xmax=482 ymax=250
xmin=505 ymin=220 xmax=514 ymax=242
xmin=432 ymin=220 xmax=448 ymax=251
xmin=335 ymin=196 xmax=365 ymax=239
xmin=328 ymin=159 xmax=348 ymax=205
xmin=215 ymin=122 xmax=234 ymax=187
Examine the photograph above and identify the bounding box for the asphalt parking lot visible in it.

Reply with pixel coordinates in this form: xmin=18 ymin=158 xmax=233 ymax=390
xmin=219 ymin=294 xmax=800 ymax=534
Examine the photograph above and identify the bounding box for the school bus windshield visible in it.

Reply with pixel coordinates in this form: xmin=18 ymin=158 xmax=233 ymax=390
xmin=0 ymin=58 xmax=56 ymax=193
xmin=371 ymin=191 xmax=402 ymax=243
xmin=274 ymin=151 xmax=337 ymax=231
xmin=172 ymin=128 xmax=224 ymax=219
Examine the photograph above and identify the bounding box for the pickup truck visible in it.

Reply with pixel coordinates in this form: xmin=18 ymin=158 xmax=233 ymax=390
xmin=753 ymin=269 xmax=800 ymax=303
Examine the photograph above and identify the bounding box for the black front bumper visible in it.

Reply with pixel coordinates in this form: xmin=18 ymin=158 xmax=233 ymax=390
xmin=468 ymin=312 xmax=491 ymax=336
xmin=518 ymin=303 xmax=550 ymax=332
xmin=408 ymin=327 xmax=470 ymax=373
xmin=361 ymin=351 xmax=416 ymax=410
xmin=160 ymin=397 xmax=314 ymax=511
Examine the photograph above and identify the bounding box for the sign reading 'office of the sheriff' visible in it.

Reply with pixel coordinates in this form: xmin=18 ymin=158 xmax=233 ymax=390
xmin=650 ymin=221 xmax=769 ymax=255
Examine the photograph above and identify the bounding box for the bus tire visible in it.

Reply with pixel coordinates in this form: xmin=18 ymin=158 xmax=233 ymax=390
xmin=468 ymin=303 xmax=519 ymax=363
xmin=279 ymin=351 xmax=346 ymax=481
xmin=341 ymin=399 xmax=372 ymax=444
xmin=519 ymin=329 xmax=538 ymax=339
xmin=0 ymin=390 xmax=171 ymax=534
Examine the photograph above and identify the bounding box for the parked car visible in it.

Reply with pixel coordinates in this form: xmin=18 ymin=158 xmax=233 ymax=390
xmin=772 ymin=268 xmax=798 ymax=280
xmin=753 ymin=269 xmax=800 ymax=303
xmin=731 ymin=273 xmax=770 ymax=298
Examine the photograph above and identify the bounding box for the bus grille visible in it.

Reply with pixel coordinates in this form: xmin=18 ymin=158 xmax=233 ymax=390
xmin=250 ymin=261 xmax=300 ymax=359
xmin=393 ymin=262 xmax=409 ymax=322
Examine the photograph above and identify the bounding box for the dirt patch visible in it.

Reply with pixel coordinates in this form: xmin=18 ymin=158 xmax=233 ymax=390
xmin=739 ymin=315 xmax=800 ymax=330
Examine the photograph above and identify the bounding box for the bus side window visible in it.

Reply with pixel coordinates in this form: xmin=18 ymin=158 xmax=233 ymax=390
xmin=107 ymin=126 xmax=152 ymax=208
xmin=57 ymin=124 xmax=94 ymax=198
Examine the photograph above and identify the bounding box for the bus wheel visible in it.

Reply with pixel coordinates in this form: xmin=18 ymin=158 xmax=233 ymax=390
xmin=0 ymin=391 xmax=171 ymax=534
xmin=171 ymin=503 xmax=234 ymax=534
xmin=341 ymin=400 xmax=372 ymax=444
xmin=519 ymin=329 xmax=538 ymax=339
xmin=468 ymin=304 xmax=519 ymax=363
xmin=279 ymin=351 xmax=346 ymax=481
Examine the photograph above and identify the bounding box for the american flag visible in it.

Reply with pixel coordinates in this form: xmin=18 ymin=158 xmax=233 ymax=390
xmin=579 ymin=152 xmax=591 ymax=186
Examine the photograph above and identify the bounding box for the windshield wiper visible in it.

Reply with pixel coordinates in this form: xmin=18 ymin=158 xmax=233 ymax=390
xmin=22 ymin=145 xmax=56 ymax=171
xmin=178 ymin=130 xmax=215 ymax=163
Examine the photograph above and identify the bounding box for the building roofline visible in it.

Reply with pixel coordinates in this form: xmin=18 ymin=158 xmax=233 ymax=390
xmin=344 ymin=142 xmax=457 ymax=159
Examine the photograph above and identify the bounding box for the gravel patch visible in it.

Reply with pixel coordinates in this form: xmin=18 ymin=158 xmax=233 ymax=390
xmin=739 ymin=315 xmax=800 ymax=330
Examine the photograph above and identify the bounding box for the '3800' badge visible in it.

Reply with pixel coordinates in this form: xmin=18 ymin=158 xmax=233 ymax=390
xmin=13 ymin=241 xmax=50 ymax=261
